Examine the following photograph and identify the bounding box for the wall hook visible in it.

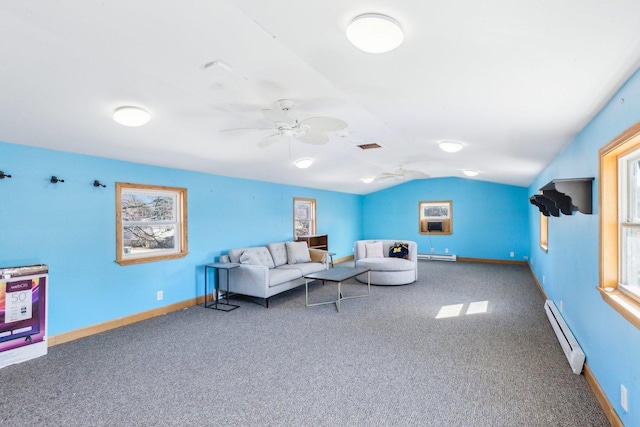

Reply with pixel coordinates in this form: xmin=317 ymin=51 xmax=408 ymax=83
xmin=50 ymin=176 xmax=64 ymax=183
xmin=93 ymin=180 xmax=106 ymax=188
xmin=0 ymin=171 xmax=11 ymax=179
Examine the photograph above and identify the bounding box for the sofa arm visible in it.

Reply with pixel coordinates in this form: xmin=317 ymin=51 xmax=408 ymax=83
xmin=407 ymin=241 xmax=418 ymax=262
xmin=227 ymin=264 xmax=270 ymax=298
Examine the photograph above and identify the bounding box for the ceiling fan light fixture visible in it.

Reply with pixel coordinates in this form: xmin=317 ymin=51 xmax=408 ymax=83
xmin=346 ymin=13 xmax=404 ymax=54
xmin=295 ymin=158 xmax=313 ymax=169
xmin=113 ymin=106 xmax=150 ymax=127
xmin=463 ymin=169 xmax=479 ymax=177
xmin=439 ymin=141 xmax=463 ymax=153
xmin=361 ymin=176 xmax=375 ymax=183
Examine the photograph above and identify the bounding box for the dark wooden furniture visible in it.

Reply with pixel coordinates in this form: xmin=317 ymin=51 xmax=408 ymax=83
xmin=295 ymin=234 xmax=328 ymax=250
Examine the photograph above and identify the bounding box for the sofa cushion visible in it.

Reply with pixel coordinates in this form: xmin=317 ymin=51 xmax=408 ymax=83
xmin=365 ymin=241 xmax=384 ymax=258
xmin=278 ymin=262 xmax=326 ymax=276
xmin=236 ymin=247 xmax=275 ymax=268
xmin=285 ymin=241 xmax=311 ymax=264
xmin=268 ymin=267 xmax=303 ymax=287
xmin=356 ymin=257 xmax=415 ymax=272
xmin=267 ymin=242 xmax=288 ymax=267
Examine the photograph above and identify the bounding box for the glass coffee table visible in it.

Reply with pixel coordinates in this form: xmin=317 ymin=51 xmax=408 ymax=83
xmin=304 ymin=266 xmax=370 ymax=312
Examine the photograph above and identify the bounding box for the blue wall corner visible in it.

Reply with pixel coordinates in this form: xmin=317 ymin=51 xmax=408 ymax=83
xmin=363 ymin=177 xmax=530 ymax=261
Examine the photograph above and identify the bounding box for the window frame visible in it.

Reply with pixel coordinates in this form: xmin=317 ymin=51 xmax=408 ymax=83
xmin=418 ymin=200 xmax=453 ymax=235
xmin=116 ymin=182 xmax=188 ymax=266
xmin=540 ymin=193 xmax=549 ymax=252
xmin=599 ymin=120 xmax=640 ymax=330
xmin=293 ymin=198 xmax=316 ymax=239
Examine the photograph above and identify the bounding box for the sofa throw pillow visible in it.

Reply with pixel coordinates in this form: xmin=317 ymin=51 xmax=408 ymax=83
xmin=309 ymin=249 xmax=326 ymax=264
xmin=239 ymin=251 xmax=262 ymax=265
xmin=239 ymin=247 xmax=275 ymax=268
xmin=389 ymin=242 xmax=409 ymax=259
xmin=365 ymin=241 xmax=384 ymax=258
xmin=285 ymin=241 xmax=311 ymax=264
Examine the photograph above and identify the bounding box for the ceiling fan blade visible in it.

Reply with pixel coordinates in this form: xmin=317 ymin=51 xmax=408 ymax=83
xmin=262 ymin=108 xmax=297 ymax=126
xmin=376 ymin=176 xmax=395 ymax=183
xmin=299 ymin=117 xmax=347 ymax=132
xmin=258 ymin=132 xmax=286 ymax=147
xmin=295 ymin=131 xmax=328 ymax=145
xmin=220 ymin=126 xmax=274 ymax=133
xmin=406 ymin=170 xmax=428 ymax=177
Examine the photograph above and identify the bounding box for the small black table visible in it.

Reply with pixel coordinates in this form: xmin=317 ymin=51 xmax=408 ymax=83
xmin=204 ymin=262 xmax=240 ymax=311
xmin=304 ymin=266 xmax=370 ymax=312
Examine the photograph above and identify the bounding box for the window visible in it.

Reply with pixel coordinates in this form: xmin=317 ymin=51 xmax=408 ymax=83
xmin=599 ymin=121 xmax=640 ymax=330
xmin=419 ymin=200 xmax=452 ymax=235
xmin=540 ymin=196 xmax=548 ymax=252
xmin=619 ymin=150 xmax=640 ymax=300
xmin=294 ymin=198 xmax=316 ymax=238
xmin=116 ymin=182 xmax=188 ymax=266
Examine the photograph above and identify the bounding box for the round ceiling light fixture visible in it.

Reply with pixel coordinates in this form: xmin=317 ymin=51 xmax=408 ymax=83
xmin=113 ymin=106 xmax=151 ymax=127
xmin=438 ymin=141 xmax=463 ymax=153
xmin=463 ymin=169 xmax=479 ymax=177
xmin=346 ymin=13 xmax=404 ymax=54
xmin=295 ymin=158 xmax=313 ymax=169
xmin=361 ymin=176 xmax=375 ymax=183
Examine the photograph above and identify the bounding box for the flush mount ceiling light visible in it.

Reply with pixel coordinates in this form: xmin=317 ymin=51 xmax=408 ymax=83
xmin=346 ymin=13 xmax=404 ymax=54
xmin=361 ymin=176 xmax=375 ymax=183
xmin=463 ymin=169 xmax=479 ymax=177
xmin=295 ymin=158 xmax=313 ymax=169
xmin=438 ymin=141 xmax=463 ymax=153
xmin=113 ymin=106 xmax=151 ymax=127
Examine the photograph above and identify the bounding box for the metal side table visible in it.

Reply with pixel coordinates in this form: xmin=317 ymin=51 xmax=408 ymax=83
xmin=204 ymin=262 xmax=240 ymax=311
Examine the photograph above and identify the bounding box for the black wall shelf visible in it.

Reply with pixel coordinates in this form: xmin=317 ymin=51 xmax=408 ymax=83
xmin=529 ymin=177 xmax=594 ymax=217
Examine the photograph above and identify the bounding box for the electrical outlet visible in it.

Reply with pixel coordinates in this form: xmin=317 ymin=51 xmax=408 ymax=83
xmin=621 ymin=384 xmax=628 ymax=412
xmin=523 ymin=255 xmax=528 ymax=260
xmin=157 ymin=290 xmax=163 ymax=301
xmin=560 ymin=300 xmax=563 ymax=312
xmin=430 ymin=247 xmax=435 ymax=253
xmin=445 ymin=248 xmax=449 ymax=253
xmin=509 ymin=251 xmax=514 ymax=257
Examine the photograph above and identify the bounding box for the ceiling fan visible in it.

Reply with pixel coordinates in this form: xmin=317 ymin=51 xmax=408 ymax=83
xmin=223 ymin=99 xmax=348 ymax=147
xmin=376 ymin=166 xmax=428 ymax=183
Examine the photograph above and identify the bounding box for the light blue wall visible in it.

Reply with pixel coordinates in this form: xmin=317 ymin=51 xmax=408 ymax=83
xmin=529 ymin=69 xmax=640 ymax=426
xmin=363 ymin=177 xmax=530 ymax=260
xmin=0 ymin=141 xmax=362 ymax=336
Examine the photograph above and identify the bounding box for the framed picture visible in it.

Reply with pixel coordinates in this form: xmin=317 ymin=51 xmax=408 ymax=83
xmin=419 ymin=200 xmax=452 ymax=235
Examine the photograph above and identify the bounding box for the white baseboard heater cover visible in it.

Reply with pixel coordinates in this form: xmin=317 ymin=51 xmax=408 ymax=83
xmin=417 ymin=254 xmax=457 ymax=261
xmin=544 ymin=299 xmax=585 ymax=374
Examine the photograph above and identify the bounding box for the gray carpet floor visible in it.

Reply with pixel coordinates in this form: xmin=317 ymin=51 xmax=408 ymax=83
xmin=0 ymin=261 xmax=608 ymax=426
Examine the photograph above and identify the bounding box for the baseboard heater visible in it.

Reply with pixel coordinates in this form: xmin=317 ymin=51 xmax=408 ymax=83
xmin=417 ymin=254 xmax=457 ymax=261
xmin=544 ymin=299 xmax=585 ymax=374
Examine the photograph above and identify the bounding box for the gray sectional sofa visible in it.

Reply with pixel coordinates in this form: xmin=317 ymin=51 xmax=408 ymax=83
xmin=220 ymin=241 xmax=328 ymax=307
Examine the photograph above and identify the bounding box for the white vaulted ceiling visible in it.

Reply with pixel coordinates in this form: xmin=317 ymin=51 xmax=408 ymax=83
xmin=1 ymin=1 xmax=640 ymax=194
